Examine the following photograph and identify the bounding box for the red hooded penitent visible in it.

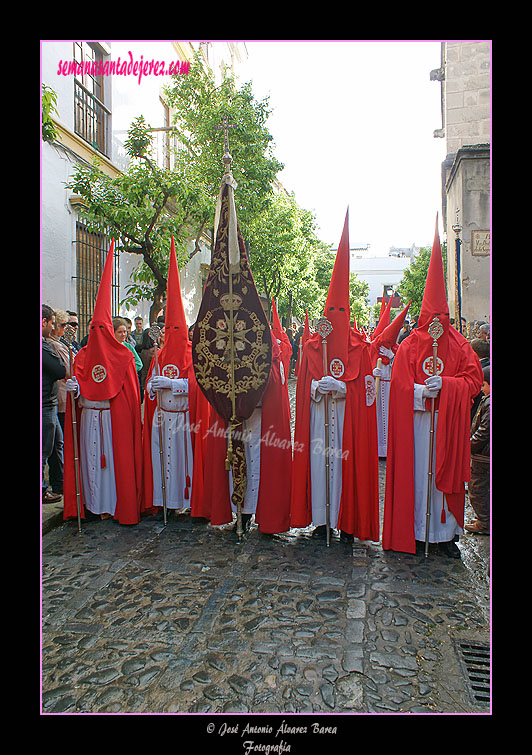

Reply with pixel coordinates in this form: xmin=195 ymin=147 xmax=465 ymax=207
xmin=382 ymin=217 xmax=483 ymax=553
xmin=63 ymin=240 xmax=144 ymax=525
xmin=290 ymin=209 xmax=379 ymax=540
xmin=142 ymin=236 xmax=211 ymax=515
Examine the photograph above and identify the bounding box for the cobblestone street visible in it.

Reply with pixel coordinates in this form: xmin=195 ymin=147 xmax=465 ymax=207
xmin=41 ymin=378 xmax=491 ymax=726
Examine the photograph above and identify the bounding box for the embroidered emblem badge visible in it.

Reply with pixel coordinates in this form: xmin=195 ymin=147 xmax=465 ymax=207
xmin=422 ymin=356 xmax=444 ymax=376
xmin=365 ymin=375 xmax=376 ymax=406
xmin=330 ymin=358 xmax=345 ymax=378
xmin=91 ymin=364 xmax=107 ymax=383
xmin=163 ymin=364 xmax=180 ymax=379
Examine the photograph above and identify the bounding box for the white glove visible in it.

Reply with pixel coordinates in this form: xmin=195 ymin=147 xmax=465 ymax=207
xmin=379 ymin=346 xmax=394 ymax=359
xmin=373 ymin=366 xmax=383 ymax=378
xmin=424 ymin=375 xmax=442 ymax=392
xmin=65 ymin=377 xmax=79 ymax=397
xmin=151 ymin=375 xmax=173 ymax=391
xmin=422 ymin=375 xmax=442 ymax=399
xmin=317 ymin=375 xmax=343 ymax=394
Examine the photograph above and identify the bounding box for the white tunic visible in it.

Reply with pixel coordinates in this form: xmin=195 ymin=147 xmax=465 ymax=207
xmin=309 ymin=379 xmax=347 ymax=528
xmin=78 ymin=396 xmax=117 ymax=516
xmin=148 ymin=377 xmax=193 ymax=510
xmin=413 ymin=384 xmax=462 ymax=542
xmin=376 ymin=359 xmax=392 ymax=457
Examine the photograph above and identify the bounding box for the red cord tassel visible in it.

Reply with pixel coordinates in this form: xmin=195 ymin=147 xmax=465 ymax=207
xmin=101 ymin=454 xmax=107 ymax=469
xmin=441 ymin=506 xmax=446 ymax=524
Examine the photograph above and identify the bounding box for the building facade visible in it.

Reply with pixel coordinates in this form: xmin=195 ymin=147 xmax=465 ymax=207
xmin=431 ymin=41 xmax=491 ymax=329
xmin=41 ymin=40 xmax=247 ymax=339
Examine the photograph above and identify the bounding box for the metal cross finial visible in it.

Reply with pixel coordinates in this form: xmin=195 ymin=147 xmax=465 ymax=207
xmin=214 ymin=114 xmax=236 ymax=173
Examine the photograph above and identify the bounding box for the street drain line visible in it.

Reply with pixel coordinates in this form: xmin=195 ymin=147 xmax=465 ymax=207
xmin=456 ymin=641 xmax=490 ymax=706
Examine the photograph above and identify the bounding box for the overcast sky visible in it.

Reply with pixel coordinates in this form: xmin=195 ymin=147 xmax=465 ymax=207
xmin=237 ymin=40 xmax=447 ymax=255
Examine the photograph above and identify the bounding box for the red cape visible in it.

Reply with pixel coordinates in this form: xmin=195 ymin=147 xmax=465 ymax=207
xmin=63 ymin=351 xmax=145 ymax=525
xmin=290 ymin=329 xmax=379 ymax=541
xmin=382 ymin=327 xmax=483 ymax=553
xmin=141 ymin=355 xmax=211 ymax=516
xmin=200 ymin=345 xmax=292 ymax=533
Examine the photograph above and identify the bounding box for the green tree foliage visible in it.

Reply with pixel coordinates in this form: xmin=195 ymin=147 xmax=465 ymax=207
xmin=42 ymin=85 xmax=60 ymax=143
xmin=66 ymin=115 xmax=207 ymax=320
xmin=246 ymin=191 xmax=329 ymax=322
xmin=349 ymin=273 xmax=371 ymax=328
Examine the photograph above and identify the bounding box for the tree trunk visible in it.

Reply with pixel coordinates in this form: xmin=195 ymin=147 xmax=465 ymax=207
xmin=150 ymin=287 xmax=166 ymax=325
xmin=286 ymin=290 xmax=293 ymax=329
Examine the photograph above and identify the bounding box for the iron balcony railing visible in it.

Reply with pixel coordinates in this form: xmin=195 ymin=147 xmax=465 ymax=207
xmin=74 ymin=80 xmax=111 ymax=157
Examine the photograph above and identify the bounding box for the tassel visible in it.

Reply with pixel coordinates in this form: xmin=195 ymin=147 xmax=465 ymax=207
xmin=186 ymin=475 xmax=191 ymax=488
xmin=441 ymin=505 xmax=446 ymax=524
xmin=184 ymin=486 xmax=189 ymax=500
xmin=101 ymin=454 xmax=107 ymax=469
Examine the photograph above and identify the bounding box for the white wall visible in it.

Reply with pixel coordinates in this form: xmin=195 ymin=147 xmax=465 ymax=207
xmin=350 ymin=256 xmax=411 ymax=305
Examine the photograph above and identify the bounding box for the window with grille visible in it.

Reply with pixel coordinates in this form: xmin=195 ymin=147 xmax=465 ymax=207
xmin=75 ymin=222 xmax=119 ymax=340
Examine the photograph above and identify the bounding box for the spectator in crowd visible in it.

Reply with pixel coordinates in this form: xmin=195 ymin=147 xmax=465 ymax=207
xmin=398 ymin=319 xmax=411 ymax=344
xmin=132 ymin=316 xmax=145 ymax=352
xmin=113 ymin=316 xmax=143 ymax=373
xmin=64 ymin=311 xmax=82 ymax=353
xmin=291 ymin=325 xmax=304 ymax=377
xmin=478 ymin=323 xmax=489 ymax=342
xmin=46 ymin=308 xmax=72 ymax=498
xmin=42 ymin=305 xmax=66 ymax=503
xmin=465 ymin=365 xmax=490 ymax=535
xmin=470 ymin=338 xmax=490 ymax=420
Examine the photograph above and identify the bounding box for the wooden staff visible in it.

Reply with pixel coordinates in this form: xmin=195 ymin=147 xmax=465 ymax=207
xmin=64 ymin=325 xmax=82 ymax=533
xmin=424 ymin=316 xmax=444 ymax=558
xmin=374 ymin=357 xmax=383 ymax=396
xmin=317 ymin=317 xmax=333 ymax=547
xmin=149 ymin=325 xmax=168 ymax=526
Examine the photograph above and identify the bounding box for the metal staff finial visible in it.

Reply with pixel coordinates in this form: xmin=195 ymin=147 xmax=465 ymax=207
xmin=214 ymin=114 xmax=236 ymax=174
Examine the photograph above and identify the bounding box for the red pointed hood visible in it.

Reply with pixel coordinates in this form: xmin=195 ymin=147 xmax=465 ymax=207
xmin=371 ymin=292 xmax=394 ymax=341
xmin=157 ymin=236 xmax=192 ymax=377
xmin=374 ymin=300 xmax=411 ymax=360
xmin=302 ymin=310 xmax=310 ymax=345
xmin=74 ymin=239 xmax=135 ymax=401
xmin=378 ymin=288 xmax=387 ymax=322
xmin=323 ymin=209 xmax=351 ymax=374
xmin=419 ymin=215 xmax=449 ymax=330
xmin=271 ymin=297 xmax=284 ymax=342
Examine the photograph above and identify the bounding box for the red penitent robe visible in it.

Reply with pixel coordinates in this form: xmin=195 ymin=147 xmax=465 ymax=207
xmin=290 ymin=329 xmax=380 ymax=541
xmin=382 ymin=327 xmax=483 ymax=554
xmin=63 ymin=347 xmax=144 ymax=525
